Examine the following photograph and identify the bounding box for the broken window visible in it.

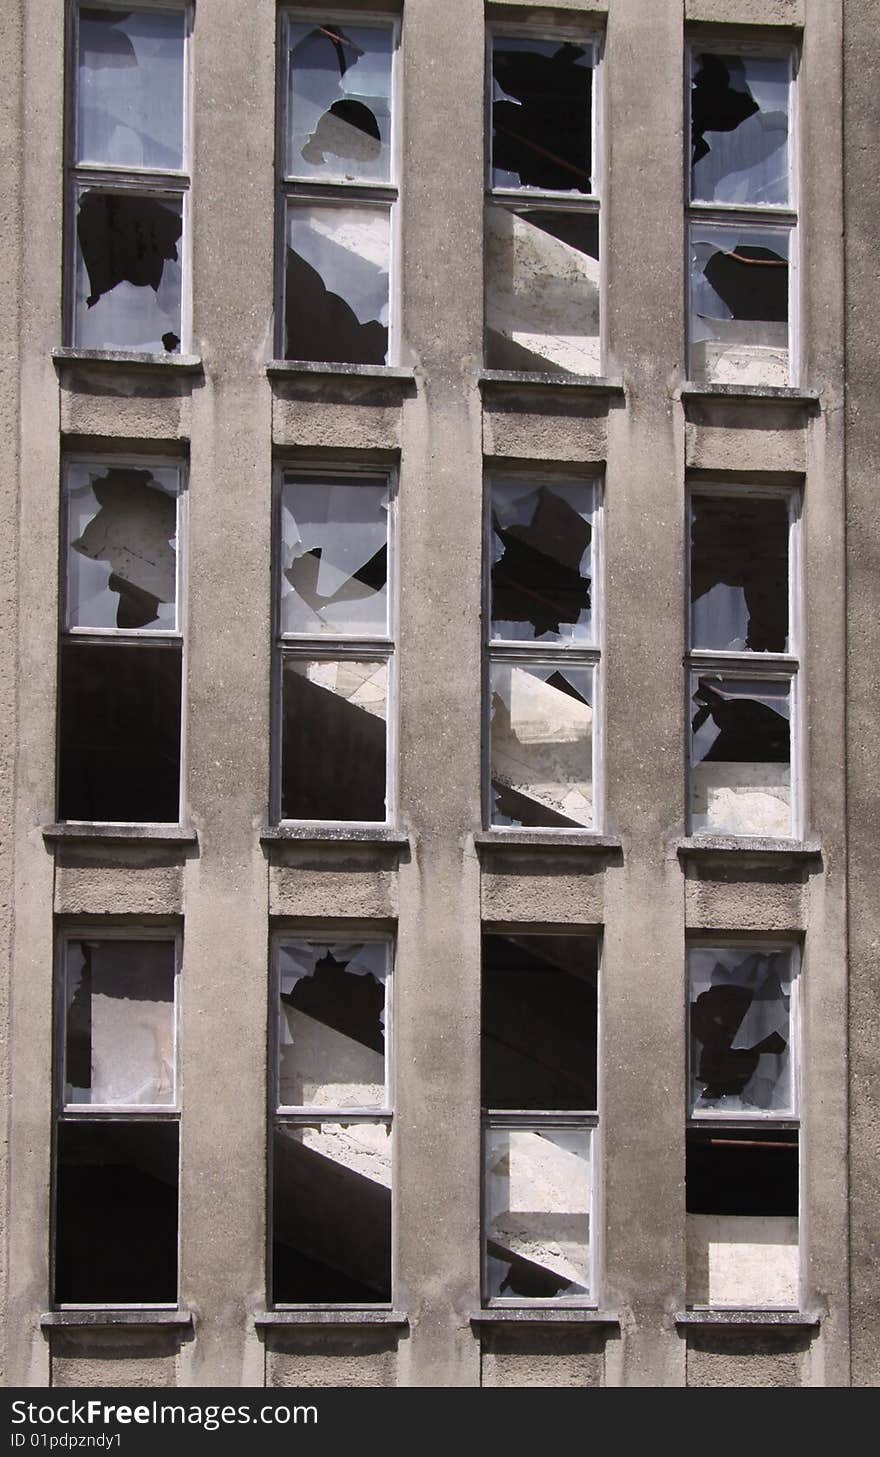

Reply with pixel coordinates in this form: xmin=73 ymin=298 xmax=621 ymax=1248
xmin=686 ymin=942 xmax=800 ymax=1309
xmin=487 ymin=31 xmax=600 ymax=374
xmin=486 ymin=474 xmax=600 ymax=830
xmin=69 ymin=7 xmax=190 ymax=352
xmin=271 ymin=936 xmax=392 ymax=1305
xmin=54 ymin=933 xmax=180 ymax=1306
xmin=687 ymin=46 xmax=796 ymax=386
xmin=691 ymin=493 xmax=790 ymax=653
xmin=280 ymin=15 xmax=398 ymax=363
xmin=58 ymin=457 xmax=184 ymax=824
xmin=482 ymin=933 xmax=598 ymax=1303
xmin=276 ymin=469 xmax=394 ymax=824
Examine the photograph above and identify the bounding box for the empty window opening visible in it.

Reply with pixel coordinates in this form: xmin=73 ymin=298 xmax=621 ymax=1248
xmin=490 ymin=662 xmax=594 ymax=829
xmin=486 ymin=207 xmax=600 ymax=373
xmin=691 ymin=494 xmax=789 ymax=653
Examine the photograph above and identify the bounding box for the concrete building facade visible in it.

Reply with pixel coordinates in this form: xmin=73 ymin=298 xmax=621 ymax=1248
xmin=1 ymin=0 xmax=878 ymax=1389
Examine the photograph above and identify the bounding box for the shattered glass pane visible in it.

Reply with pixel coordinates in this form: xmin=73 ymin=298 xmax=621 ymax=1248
xmin=77 ymin=7 xmax=185 ymax=171
xmin=689 ymin=946 xmax=794 ymax=1115
xmin=485 ymin=1126 xmax=591 ymax=1300
xmin=491 ymin=36 xmax=593 ymax=193
xmin=287 ymin=21 xmax=393 ymax=184
xmin=64 ymin=939 xmax=175 ymax=1107
xmin=273 ymin=1120 xmax=391 ymax=1303
xmin=490 ymin=478 xmax=593 ymax=643
xmin=281 ymin=657 xmax=387 ymax=821
xmin=486 ymin=206 xmax=600 ymax=374
xmin=285 ymin=203 xmax=389 ymax=365
xmin=277 ymin=940 xmax=388 ymax=1110
xmin=490 ymin=662 xmax=593 ymax=828
xmin=690 ymin=222 xmax=789 ymax=386
xmin=280 ymin=476 xmax=389 ymax=637
xmin=691 ymin=53 xmax=790 ymax=206
xmin=691 ymin=674 xmax=791 ymax=837
xmin=58 ymin=640 xmax=182 ymax=823
xmin=482 ymin=934 xmax=598 ymax=1111
xmin=74 ymin=189 xmax=183 ymax=353
xmin=55 ymin=1120 xmax=178 ymax=1304
xmin=65 ymin=463 xmax=179 ymax=631
xmin=690 ymin=494 xmax=789 ymax=653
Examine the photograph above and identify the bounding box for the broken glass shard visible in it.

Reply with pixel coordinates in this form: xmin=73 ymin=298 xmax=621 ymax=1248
xmin=64 ymin=939 xmax=176 ymax=1107
xmin=691 ymin=674 xmax=791 ymax=836
xmin=277 ymin=939 xmax=388 ymax=1110
xmin=77 ymin=7 xmax=185 ymax=171
xmin=74 ymin=189 xmax=183 ymax=352
xmin=273 ymin=1120 xmax=391 ymax=1303
xmin=491 ymin=36 xmax=593 ymax=193
xmin=691 ymin=53 xmax=790 ymax=206
xmin=689 ymin=946 xmax=793 ymax=1115
xmin=281 ymin=657 xmax=387 ymax=821
xmin=690 ymin=494 xmax=789 ymax=653
xmin=287 ymin=21 xmax=393 ymax=184
xmin=486 ymin=206 xmax=600 ymax=373
xmin=66 ymin=463 xmax=179 ymax=631
xmin=491 ymin=478 xmax=593 ymax=643
xmin=285 ymin=203 xmax=389 ymax=364
xmin=690 ymin=222 xmax=790 ymax=386
xmin=482 ymin=934 xmax=598 ymax=1111
xmin=490 ymin=661 xmax=593 ymax=828
xmin=281 ymin=475 xmax=389 ymax=636
xmin=485 ymin=1126 xmax=591 ymax=1300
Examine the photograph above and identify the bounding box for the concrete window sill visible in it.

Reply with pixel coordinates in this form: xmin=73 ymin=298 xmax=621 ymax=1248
xmin=255 ymin=1309 xmax=408 ymax=1328
xmin=53 ymin=347 xmax=203 ymax=373
xmin=267 ymin=360 xmax=415 ymax=383
xmin=43 ymin=823 xmax=198 ymax=847
xmin=676 ymin=835 xmax=821 ymax=863
xmin=475 ymin=831 xmax=622 ymax=853
xmin=480 ymin=370 xmax=625 ymax=395
xmin=680 ymin=382 xmax=819 ymax=406
xmin=470 ymin=1308 xmax=620 ymax=1326
xmin=261 ymin=825 xmax=408 ymax=847
xmin=675 ymin=1309 xmax=820 ymax=1329
xmin=41 ymin=1309 xmax=194 ymax=1329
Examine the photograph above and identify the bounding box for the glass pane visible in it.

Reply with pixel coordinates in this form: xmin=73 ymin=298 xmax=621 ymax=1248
xmin=64 ymin=939 xmax=176 ymax=1106
xmin=490 ymin=478 xmax=593 ymax=643
xmin=77 ymin=7 xmax=185 ymax=171
xmin=58 ymin=640 xmax=182 ymax=823
xmin=287 ymin=21 xmax=393 ymax=184
xmin=281 ymin=657 xmax=387 ymax=821
xmin=55 ymin=1120 xmax=178 ymax=1304
xmin=691 ymin=54 xmax=790 ymax=207
xmin=285 ymin=203 xmax=389 ymax=364
xmin=277 ymin=940 xmax=388 ymax=1110
xmin=690 ymin=674 xmax=791 ymax=837
xmin=272 ymin=1121 xmax=391 ymax=1303
xmin=281 ymin=476 xmax=389 ymax=636
xmin=74 ymin=189 xmax=183 ymax=353
xmin=690 ymin=222 xmax=789 ymax=387
xmin=491 ymin=36 xmax=593 ymax=193
xmin=690 ymin=495 xmax=789 ymax=653
xmin=65 ymin=462 xmax=179 ymax=631
xmin=486 ymin=206 xmax=600 ymax=374
xmin=482 ymin=934 xmax=598 ymax=1110
xmin=490 ymin=661 xmax=593 ymax=828
xmin=689 ymin=946 xmax=794 ymax=1116
xmin=485 ymin=1126 xmax=591 ymax=1300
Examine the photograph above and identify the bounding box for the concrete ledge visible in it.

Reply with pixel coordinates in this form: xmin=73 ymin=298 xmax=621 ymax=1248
xmin=267 ymin=360 xmax=415 ymax=383
xmin=41 ymin=1309 xmax=194 ymax=1329
xmin=480 ymin=370 xmax=625 ymax=394
xmin=255 ymin=1309 xmax=408 ymax=1328
xmin=470 ymin=1308 xmax=619 ymax=1325
xmin=476 ymin=831 xmax=622 ymax=852
xmin=261 ymin=825 xmax=408 ymax=846
xmin=681 ymin=383 xmax=819 ymax=406
xmin=676 ymin=1309 xmax=819 ymax=1328
xmin=676 ymin=835 xmax=821 ymax=863
xmin=53 ymin=347 xmax=203 ymax=373
xmin=44 ymin=823 xmax=197 ymax=847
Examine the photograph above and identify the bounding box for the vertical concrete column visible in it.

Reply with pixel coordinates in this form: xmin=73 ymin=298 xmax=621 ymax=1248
xmin=394 ymin=0 xmax=485 ymax=1388
xmin=177 ymin=0 xmax=275 ymax=1386
xmin=601 ymin=0 xmax=688 ymax=1386
xmin=843 ymin=0 xmax=880 ymax=1392
xmin=4 ymin=0 xmax=64 ymax=1387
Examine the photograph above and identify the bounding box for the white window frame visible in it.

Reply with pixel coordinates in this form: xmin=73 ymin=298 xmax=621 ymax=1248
xmin=272 ymin=462 xmax=397 ymax=828
xmin=58 ymin=451 xmax=188 ymax=827
xmin=485 ymin=20 xmax=605 ymax=375
xmin=269 ymin=927 xmax=395 ymax=1310
xmin=276 ymin=8 xmax=401 ymax=364
xmin=53 ymin=925 xmax=182 ymax=1310
xmin=685 ymin=38 xmax=800 ymax=387
xmin=65 ymin=1 xmax=194 ymax=353
xmin=686 ymin=480 xmax=802 ymax=841
xmin=483 ymin=470 xmax=604 ymax=834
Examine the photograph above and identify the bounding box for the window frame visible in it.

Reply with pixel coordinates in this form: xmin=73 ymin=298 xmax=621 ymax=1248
xmin=271 ymin=461 xmax=398 ymax=828
xmin=64 ymin=0 xmax=194 ymax=354
xmin=275 ymin=8 xmax=401 ymax=365
xmin=483 ymin=469 xmax=604 ymax=835
xmin=685 ymin=480 xmax=802 ymax=841
xmin=685 ymin=38 xmax=800 ymax=388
